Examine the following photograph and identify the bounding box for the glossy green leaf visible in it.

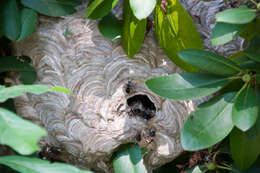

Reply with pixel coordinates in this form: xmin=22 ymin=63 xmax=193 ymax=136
xmin=0 ymin=156 xmax=93 ymax=173
xmin=98 ymin=13 xmax=121 ymax=41
xmin=181 ymin=92 xmax=235 ymax=151
xmin=0 ymin=85 xmax=71 ymax=103
xmin=228 ymin=52 xmax=258 ymax=71
xmin=230 ymin=128 xmax=260 ymax=170
xmin=50 ymin=86 xmax=72 ymax=94
xmin=0 ymin=56 xmax=36 ymax=84
xmin=211 ymin=22 xmax=247 ymax=46
xmin=231 ymin=55 xmax=250 ymax=64
xmin=0 ymin=0 xmax=21 ymax=40
xmin=129 ymin=0 xmax=156 ymax=20
xmin=187 ymin=165 xmax=206 ymax=173
xmin=0 ymin=85 xmax=49 ymax=103
xmin=178 ymin=49 xmax=242 ymax=76
xmin=244 ymin=35 xmax=260 ymax=63
xmin=216 ymin=6 xmax=256 ymax=24
xmin=0 ymin=108 xmax=46 ymax=155
xmin=231 ymin=165 xmax=260 ymax=173
xmin=21 ymin=0 xmax=80 ymax=17
xmin=113 ymin=144 xmax=147 ymax=173
xmin=85 ymin=0 xmax=104 ymax=18
xmin=232 ymin=58 xmax=260 ymax=72
xmin=239 ymin=18 xmax=260 ymax=40
xmin=17 ymin=8 xmax=38 ymax=42
xmin=238 ymin=60 xmax=260 ymax=72
xmin=232 ymin=86 xmax=258 ymax=131
xmin=86 ymin=0 xmax=119 ymax=19
xmin=145 ymin=73 xmax=230 ymax=100
xmin=154 ymin=0 xmax=203 ymax=72
xmin=122 ymin=0 xmax=146 ymax=57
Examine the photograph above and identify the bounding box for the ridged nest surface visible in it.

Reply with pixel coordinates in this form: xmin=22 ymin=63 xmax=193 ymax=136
xmin=13 ymin=1 xmax=243 ymax=172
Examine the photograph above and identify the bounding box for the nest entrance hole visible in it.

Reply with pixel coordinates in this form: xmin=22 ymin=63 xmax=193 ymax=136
xmin=126 ymin=95 xmax=156 ymax=120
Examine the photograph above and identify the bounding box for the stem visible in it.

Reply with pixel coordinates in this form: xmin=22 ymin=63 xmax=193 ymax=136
xmin=216 ymin=165 xmax=232 ymax=171
xmin=236 ymin=82 xmax=249 ymax=97
xmin=221 ymin=162 xmax=232 ymax=168
xmin=213 ymin=151 xmax=220 ymax=163
xmin=227 ymin=76 xmax=242 ymax=80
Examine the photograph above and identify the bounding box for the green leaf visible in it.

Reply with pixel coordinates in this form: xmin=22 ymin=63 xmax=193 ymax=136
xmin=113 ymin=144 xmax=147 ymax=173
xmin=17 ymin=8 xmax=38 ymax=42
xmin=230 ymin=128 xmax=260 ymax=170
xmin=231 ymin=55 xmax=250 ymax=64
xmin=98 ymin=13 xmax=121 ymax=41
xmin=178 ymin=49 xmax=242 ymax=76
xmin=86 ymin=0 xmax=119 ymax=19
xmin=232 ymin=86 xmax=258 ymax=131
xmin=187 ymin=165 xmax=206 ymax=173
xmin=238 ymin=61 xmax=260 ymax=72
xmin=244 ymin=35 xmax=260 ymax=63
xmin=0 ymin=56 xmax=36 ymax=84
xmin=50 ymin=86 xmax=72 ymax=94
xmin=129 ymin=0 xmax=156 ymax=20
xmin=216 ymin=6 xmax=256 ymax=24
xmin=0 ymin=108 xmax=46 ymax=155
xmin=154 ymin=0 xmax=203 ymax=72
xmin=239 ymin=18 xmax=260 ymax=40
xmin=181 ymin=92 xmax=235 ymax=151
xmin=0 ymin=85 xmax=49 ymax=103
xmin=122 ymin=0 xmax=146 ymax=57
xmin=0 ymin=84 xmax=71 ymax=103
xmin=0 ymin=0 xmax=21 ymax=41
xmin=0 ymin=156 xmax=93 ymax=173
xmin=85 ymin=0 xmax=104 ymax=18
xmin=231 ymin=165 xmax=260 ymax=173
xmin=211 ymin=22 xmax=247 ymax=46
xmin=145 ymin=73 xmax=230 ymax=100
xmin=231 ymin=56 xmax=260 ymax=72
xmin=21 ymin=0 xmax=80 ymax=17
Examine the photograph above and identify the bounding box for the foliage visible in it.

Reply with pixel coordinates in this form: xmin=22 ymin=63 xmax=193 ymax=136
xmin=0 ymin=156 xmax=92 ymax=173
xmin=180 ymin=92 xmax=235 ymax=151
xmin=122 ymin=0 xmax=146 ymax=57
xmin=146 ymin=73 xmax=230 ymax=100
xmin=0 ymin=108 xmax=46 ymax=155
xmin=129 ymin=0 xmax=156 ymax=20
xmin=0 ymin=0 xmax=79 ymax=41
xmin=0 ymin=0 xmax=88 ymax=172
xmin=98 ymin=13 xmax=122 ymax=41
xmin=86 ymin=0 xmax=203 ymax=72
xmin=0 ymin=56 xmax=36 ymax=84
xmin=86 ymin=0 xmax=119 ymax=19
xmin=154 ymin=0 xmax=203 ymax=72
xmin=145 ymin=1 xmax=260 ymax=171
xmin=21 ymin=0 xmax=80 ymax=17
xmin=212 ymin=4 xmax=259 ymax=46
xmin=113 ymin=144 xmax=147 ymax=173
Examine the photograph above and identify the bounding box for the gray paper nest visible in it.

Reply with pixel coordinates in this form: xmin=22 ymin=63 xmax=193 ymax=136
xmin=12 ymin=0 xmax=243 ymax=172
